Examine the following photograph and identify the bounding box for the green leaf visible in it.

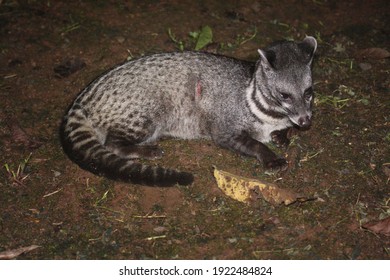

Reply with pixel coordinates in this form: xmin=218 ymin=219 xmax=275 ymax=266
xmin=195 ymin=25 xmax=213 ymax=51
xmin=188 ymin=31 xmax=199 ymax=39
xmin=167 ymin=28 xmax=185 ymax=51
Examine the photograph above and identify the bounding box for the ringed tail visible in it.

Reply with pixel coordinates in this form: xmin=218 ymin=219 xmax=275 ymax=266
xmin=59 ymin=107 xmax=194 ymax=187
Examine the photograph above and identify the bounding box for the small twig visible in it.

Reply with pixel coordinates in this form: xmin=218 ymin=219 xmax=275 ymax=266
xmin=88 ymin=237 xmax=101 ymax=242
xmin=95 ymin=206 xmax=124 ymax=215
xmin=133 ymin=214 xmax=166 ymax=219
xmin=144 ymin=235 xmax=166 ymax=241
xmin=253 ymin=247 xmax=296 ymax=256
xmin=4 ymin=74 xmax=17 ymax=79
xmin=239 ymin=27 xmax=257 ymax=45
xmin=300 ymin=148 xmax=324 ymax=162
xmin=61 ymin=23 xmax=80 ymax=34
xmin=167 ymin=28 xmax=184 ymax=51
xmin=43 ymin=188 xmax=63 ymax=198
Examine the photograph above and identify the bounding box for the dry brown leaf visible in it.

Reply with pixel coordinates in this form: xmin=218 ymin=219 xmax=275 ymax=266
xmin=356 ymin=48 xmax=390 ymax=59
xmin=213 ymin=167 xmax=311 ymax=206
xmin=5 ymin=116 xmax=42 ymax=149
xmin=362 ymin=216 xmax=390 ymax=236
xmin=54 ymin=57 xmax=86 ymax=78
xmin=0 ymin=245 xmax=40 ymax=260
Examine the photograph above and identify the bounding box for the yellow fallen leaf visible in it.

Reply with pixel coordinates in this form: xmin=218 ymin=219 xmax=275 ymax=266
xmin=213 ymin=167 xmax=307 ymax=206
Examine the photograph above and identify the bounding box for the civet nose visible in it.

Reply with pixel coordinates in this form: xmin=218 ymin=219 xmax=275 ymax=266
xmin=298 ymin=116 xmax=311 ymax=128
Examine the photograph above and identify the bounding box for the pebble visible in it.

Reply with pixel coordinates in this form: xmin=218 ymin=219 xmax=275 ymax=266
xmin=359 ymin=62 xmax=372 ymax=71
xmin=153 ymin=226 xmax=167 ymax=233
xmin=116 ymin=36 xmax=126 ymax=44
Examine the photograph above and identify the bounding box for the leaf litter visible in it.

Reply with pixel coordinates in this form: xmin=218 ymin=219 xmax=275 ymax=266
xmin=362 ymin=217 xmax=390 ymax=236
xmin=0 ymin=245 xmax=41 ymax=260
xmin=355 ymin=48 xmax=390 ymax=60
xmin=5 ymin=116 xmax=42 ymax=149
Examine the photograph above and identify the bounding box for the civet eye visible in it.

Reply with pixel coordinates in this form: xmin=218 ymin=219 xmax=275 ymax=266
xmin=304 ymin=87 xmax=313 ymax=100
xmin=281 ymin=92 xmax=291 ymax=100
xmin=279 ymin=92 xmax=290 ymax=99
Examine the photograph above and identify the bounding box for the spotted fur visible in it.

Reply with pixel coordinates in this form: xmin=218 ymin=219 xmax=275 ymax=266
xmin=60 ymin=37 xmax=317 ymax=186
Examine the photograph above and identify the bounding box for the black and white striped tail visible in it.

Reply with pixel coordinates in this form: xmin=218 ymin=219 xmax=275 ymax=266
xmin=60 ymin=109 xmax=193 ymax=187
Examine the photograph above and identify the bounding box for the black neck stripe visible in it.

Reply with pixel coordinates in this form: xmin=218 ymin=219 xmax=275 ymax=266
xmin=250 ymin=85 xmax=285 ymax=120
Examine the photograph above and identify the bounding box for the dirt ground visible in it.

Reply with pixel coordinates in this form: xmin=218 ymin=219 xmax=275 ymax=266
xmin=0 ymin=0 xmax=389 ymax=259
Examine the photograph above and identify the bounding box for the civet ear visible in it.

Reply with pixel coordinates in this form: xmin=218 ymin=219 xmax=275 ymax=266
xmin=299 ymin=36 xmax=317 ymax=64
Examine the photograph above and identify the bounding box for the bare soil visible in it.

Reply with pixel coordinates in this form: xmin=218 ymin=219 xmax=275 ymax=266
xmin=0 ymin=0 xmax=389 ymax=259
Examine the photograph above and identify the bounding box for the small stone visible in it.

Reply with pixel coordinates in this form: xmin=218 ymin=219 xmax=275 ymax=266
xmin=228 ymin=238 xmax=238 ymax=243
xmin=153 ymin=226 xmax=167 ymax=233
xmin=359 ymin=62 xmax=372 ymax=71
xmin=116 ymin=36 xmax=126 ymax=44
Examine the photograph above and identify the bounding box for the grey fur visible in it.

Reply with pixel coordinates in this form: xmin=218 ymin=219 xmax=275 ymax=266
xmin=60 ymin=36 xmax=317 ymax=186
